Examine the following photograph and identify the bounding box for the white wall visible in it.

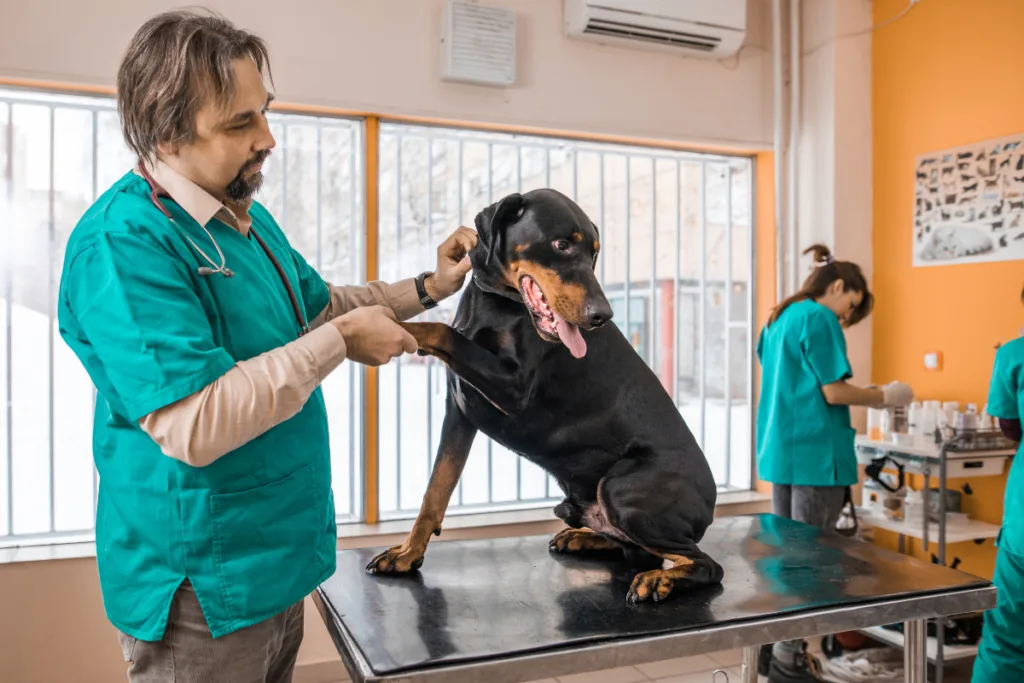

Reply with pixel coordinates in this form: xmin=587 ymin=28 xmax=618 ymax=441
xmin=3 ymin=0 xmax=773 ymax=149
xmin=795 ymin=0 xmax=873 ymax=426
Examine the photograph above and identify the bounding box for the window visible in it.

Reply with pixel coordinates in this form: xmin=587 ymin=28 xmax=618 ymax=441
xmin=376 ymin=123 xmax=754 ymax=522
xmin=0 ymin=89 xmax=365 ymax=544
xmin=0 ymin=87 xmax=755 ymax=547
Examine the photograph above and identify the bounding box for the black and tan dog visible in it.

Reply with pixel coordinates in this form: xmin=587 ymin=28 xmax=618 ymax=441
xmin=365 ymin=189 xmax=723 ymax=603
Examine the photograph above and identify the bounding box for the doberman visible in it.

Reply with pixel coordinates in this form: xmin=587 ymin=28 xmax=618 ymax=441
xmin=365 ymin=189 xmax=723 ymax=604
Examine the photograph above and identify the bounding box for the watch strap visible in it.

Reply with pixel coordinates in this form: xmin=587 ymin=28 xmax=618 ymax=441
xmin=415 ymin=272 xmax=438 ymax=309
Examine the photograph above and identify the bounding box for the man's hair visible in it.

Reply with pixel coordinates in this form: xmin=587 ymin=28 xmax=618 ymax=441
xmin=116 ymin=9 xmax=273 ymax=161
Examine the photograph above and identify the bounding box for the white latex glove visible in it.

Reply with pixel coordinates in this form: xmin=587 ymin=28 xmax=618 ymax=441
xmin=882 ymin=381 xmax=914 ymax=407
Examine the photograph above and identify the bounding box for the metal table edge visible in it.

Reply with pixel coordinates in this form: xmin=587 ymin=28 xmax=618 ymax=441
xmin=312 ymin=588 xmax=376 ymax=682
xmin=315 ymin=582 xmax=996 ymax=683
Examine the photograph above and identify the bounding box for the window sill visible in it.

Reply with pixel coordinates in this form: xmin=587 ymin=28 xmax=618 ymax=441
xmin=0 ymin=490 xmax=770 ymax=566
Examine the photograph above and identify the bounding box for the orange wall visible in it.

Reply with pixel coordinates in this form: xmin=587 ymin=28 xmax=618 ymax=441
xmin=872 ymin=0 xmax=1024 ymax=578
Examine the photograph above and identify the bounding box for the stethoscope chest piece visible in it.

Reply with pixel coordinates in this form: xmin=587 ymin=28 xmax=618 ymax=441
xmin=197 ymin=266 xmax=235 ymax=277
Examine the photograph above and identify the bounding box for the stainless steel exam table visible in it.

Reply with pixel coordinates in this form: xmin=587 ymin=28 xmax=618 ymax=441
xmin=314 ymin=513 xmax=995 ymax=683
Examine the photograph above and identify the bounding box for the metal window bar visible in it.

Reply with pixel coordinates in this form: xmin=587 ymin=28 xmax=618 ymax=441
xmin=395 ymin=136 xmax=403 ymax=512
xmin=486 ymin=143 xmax=493 ymax=505
xmin=624 ymin=157 xmax=631 ymax=349
xmin=724 ymin=165 xmax=733 ymax=488
xmin=349 ymin=125 xmax=358 ymax=520
xmin=515 ymin=147 xmax=523 ymax=502
xmin=649 ymin=158 xmax=656 ymax=372
xmin=699 ymin=162 xmax=708 ymax=448
xmin=426 ymin=139 xmax=434 ymax=481
xmin=747 ymin=161 xmax=757 ymax=491
xmin=91 ymin=109 xmax=99 ymax=524
xmin=599 ymin=154 xmax=606 ymax=286
xmin=673 ymin=161 xmax=681 ymax=407
xmin=316 ymin=127 xmax=323 ymax=271
xmin=456 ymin=139 xmax=464 ymax=508
xmin=281 ymin=126 xmax=289 ymax=227
xmin=47 ymin=107 xmax=56 ymax=533
xmin=5 ymin=102 xmax=13 ymax=538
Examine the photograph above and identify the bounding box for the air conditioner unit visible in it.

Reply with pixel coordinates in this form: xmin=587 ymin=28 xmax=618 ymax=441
xmin=563 ymin=0 xmax=746 ymax=58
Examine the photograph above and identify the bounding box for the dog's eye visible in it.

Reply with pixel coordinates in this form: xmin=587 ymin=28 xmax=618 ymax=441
xmin=553 ymin=239 xmax=571 ymax=252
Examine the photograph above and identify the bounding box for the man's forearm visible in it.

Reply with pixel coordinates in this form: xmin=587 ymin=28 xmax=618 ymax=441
xmin=138 ymin=323 xmax=347 ymax=467
xmin=310 ymin=279 xmax=425 ymax=329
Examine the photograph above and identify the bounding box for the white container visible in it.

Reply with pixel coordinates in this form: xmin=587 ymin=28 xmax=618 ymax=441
xmin=904 ymin=489 xmax=926 ymax=526
xmin=907 ymin=403 xmax=921 ymax=436
xmin=918 ymin=404 xmax=938 ymax=442
xmin=943 ymin=401 xmax=960 ymax=426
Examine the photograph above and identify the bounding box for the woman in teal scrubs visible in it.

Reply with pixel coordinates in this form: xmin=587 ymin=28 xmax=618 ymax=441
xmin=756 ymin=244 xmax=914 ymax=683
xmin=972 ymin=285 xmax=1024 ymax=683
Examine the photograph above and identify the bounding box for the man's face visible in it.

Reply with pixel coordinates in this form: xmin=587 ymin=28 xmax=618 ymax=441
xmin=162 ymin=57 xmax=276 ymax=203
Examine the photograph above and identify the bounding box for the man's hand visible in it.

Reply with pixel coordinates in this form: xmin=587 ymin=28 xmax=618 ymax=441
xmin=425 ymin=226 xmax=478 ymax=301
xmin=332 ymin=306 xmax=417 ymax=366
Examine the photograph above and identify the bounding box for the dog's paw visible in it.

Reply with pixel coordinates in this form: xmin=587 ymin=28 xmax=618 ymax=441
xmin=365 ymin=545 xmax=425 ymax=575
xmin=626 ymin=570 xmax=676 ymax=604
xmin=548 ymin=528 xmax=618 ymax=554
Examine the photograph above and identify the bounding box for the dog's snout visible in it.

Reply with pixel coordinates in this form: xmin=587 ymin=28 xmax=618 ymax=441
xmin=586 ymin=300 xmax=613 ymax=328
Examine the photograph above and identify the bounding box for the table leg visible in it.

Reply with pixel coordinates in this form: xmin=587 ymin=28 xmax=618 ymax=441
xmin=904 ymin=620 xmax=927 ymax=683
xmin=740 ymin=646 xmax=759 ymax=683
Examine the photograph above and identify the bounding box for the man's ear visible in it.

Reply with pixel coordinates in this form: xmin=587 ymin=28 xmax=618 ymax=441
xmin=473 ymin=193 xmax=525 ymax=267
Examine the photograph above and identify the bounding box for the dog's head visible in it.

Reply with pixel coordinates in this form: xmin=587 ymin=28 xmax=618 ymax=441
xmin=470 ymin=189 xmax=612 ymax=359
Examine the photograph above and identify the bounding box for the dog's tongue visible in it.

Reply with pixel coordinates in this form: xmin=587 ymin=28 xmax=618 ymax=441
xmin=554 ymin=315 xmax=587 ymax=359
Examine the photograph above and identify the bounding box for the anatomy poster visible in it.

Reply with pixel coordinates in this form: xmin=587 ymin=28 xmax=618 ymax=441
xmin=913 ymin=133 xmax=1024 ymax=266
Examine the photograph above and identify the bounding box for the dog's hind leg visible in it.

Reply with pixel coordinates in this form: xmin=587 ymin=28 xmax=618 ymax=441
xmin=596 ymin=456 xmax=724 ymax=603
xmin=366 ymin=398 xmax=477 ymax=575
xmin=625 ymin=545 xmax=724 ymax=604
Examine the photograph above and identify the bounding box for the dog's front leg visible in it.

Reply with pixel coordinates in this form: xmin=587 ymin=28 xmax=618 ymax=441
xmin=400 ymin=322 xmax=527 ymax=415
xmin=366 ymin=399 xmax=477 ymax=575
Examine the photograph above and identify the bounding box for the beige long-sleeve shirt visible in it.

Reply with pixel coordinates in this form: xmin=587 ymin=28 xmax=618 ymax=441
xmin=136 ymin=160 xmax=424 ymax=467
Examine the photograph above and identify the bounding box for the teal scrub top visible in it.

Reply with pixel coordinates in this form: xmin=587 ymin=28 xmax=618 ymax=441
xmin=756 ymin=299 xmax=856 ymax=487
xmin=987 ymin=337 xmax=1024 ymax=555
xmin=57 ymin=171 xmax=337 ymax=641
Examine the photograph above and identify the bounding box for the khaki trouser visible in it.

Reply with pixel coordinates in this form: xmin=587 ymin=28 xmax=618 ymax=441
xmin=117 ymin=581 xmax=304 ymax=683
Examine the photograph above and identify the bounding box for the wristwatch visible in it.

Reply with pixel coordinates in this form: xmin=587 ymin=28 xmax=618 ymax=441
xmin=414 ymin=271 xmax=438 ymax=310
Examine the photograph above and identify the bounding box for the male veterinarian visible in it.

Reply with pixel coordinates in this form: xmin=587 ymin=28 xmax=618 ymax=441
xmin=56 ymin=9 xmax=476 ymax=682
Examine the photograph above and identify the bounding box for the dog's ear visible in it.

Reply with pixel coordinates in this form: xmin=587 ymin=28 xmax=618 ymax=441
xmin=474 ymin=193 xmax=526 ymax=267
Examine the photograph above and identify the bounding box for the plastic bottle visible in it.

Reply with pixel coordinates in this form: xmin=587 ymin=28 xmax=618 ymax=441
xmin=867 ymin=408 xmax=883 ymax=440
xmin=907 ymin=402 xmax=921 ymax=436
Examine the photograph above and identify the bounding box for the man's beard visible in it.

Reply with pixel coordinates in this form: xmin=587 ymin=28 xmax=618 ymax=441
xmin=225 ymin=150 xmax=271 ymax=202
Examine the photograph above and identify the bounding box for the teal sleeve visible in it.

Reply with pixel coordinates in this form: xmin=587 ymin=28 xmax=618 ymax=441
xmin=801 ymin=311 xmax=853 ymax=387
xmin=988 ymin=346 xmax=1020 ymax=420
xmin=288 ymin=247 xmax=331 ymax=323
xmin=756 ymin=327 xmax=765 ymax=364
xmin=64 ymin=233 xmax=237 ymax=422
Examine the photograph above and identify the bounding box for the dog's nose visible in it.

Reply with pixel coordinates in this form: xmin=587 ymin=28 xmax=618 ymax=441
xmin=586 ymin=300 xmax=613 ymax=328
